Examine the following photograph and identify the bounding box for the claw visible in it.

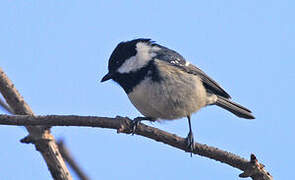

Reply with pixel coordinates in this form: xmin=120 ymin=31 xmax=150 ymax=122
xmin=130 ymin=118 xmax=141 ymax=135
xmin=130 ymin=117 xmax=155 ymax=135
xmin=130 ymin=117 xmax=148 ymax=135
xmin=186 ymin=131 xmax=194 ymax=157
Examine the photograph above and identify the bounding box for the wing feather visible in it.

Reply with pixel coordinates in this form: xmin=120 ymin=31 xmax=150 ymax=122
xmin=153 ymin=45 xmax=231 ymax=98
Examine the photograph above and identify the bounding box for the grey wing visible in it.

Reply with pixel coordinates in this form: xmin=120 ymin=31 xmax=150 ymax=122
xmin=153 ymin=45 xmax=231 ymax=99
xmin=183 ymin=64 xmax=231 ymax=98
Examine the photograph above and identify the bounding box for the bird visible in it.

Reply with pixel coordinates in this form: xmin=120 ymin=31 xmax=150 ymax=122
xmin=101 ymin=38 xmax=255 ymax=154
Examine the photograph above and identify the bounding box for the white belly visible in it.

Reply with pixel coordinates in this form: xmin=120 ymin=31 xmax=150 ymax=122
xmin=127 ymin=62 xmax=207 ymax=120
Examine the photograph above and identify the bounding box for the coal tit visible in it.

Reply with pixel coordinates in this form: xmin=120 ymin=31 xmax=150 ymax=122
xmin=101 ymin=38 xmax=255 ymax=153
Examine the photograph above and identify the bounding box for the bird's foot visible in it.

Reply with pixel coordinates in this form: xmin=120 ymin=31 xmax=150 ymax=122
xmin=186 ymin=131 xmax=195 ymax=157
xmin=130 ymin=117 xmax=154 ymax=135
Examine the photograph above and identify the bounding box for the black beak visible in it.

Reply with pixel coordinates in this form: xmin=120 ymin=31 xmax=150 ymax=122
xmin=101 ymin=72 xmax=113 ymax=82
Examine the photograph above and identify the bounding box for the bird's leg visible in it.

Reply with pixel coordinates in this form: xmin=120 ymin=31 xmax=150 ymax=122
xmin=131 ymin=116 xmax=155 ymax=135
xmin=186 ymin=115 xmax=194 ymax=157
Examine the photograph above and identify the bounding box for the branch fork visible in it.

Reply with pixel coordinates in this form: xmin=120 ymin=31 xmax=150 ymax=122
xmin=239 ymin=154 xmax=273 ymax=180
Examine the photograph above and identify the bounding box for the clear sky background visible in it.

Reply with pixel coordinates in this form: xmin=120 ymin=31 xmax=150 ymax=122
xmin=0 ymin=1 xmax=294 ymax=179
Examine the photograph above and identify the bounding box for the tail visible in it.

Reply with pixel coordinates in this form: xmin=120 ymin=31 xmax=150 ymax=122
xmin=215 ymin=96 xmax=255 ymax=119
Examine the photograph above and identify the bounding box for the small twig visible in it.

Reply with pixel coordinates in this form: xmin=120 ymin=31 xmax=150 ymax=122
xmin=0 ymin=68 xmax=72 ymax=180
xmin=0 ymin=97 xmax=14 ymax=114
xmin=57 ymin=140 xmax=90 ymax=180
xmin=0 ymin=114 xmax=273 ymax=180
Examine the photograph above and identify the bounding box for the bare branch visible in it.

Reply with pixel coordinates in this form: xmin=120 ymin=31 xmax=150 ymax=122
xmin=0 ymin=68 xmax=72 ymax=180
xmin=0 ymin=114 xmax=273 ymax=180
xmin=0 ymin=97 xmax=14 ymax=114
xmin=57 ymin=140 xmax=90 ymax=180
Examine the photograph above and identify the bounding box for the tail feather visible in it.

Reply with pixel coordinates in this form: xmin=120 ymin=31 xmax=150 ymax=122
xmin=215 ymin=96 xmax=255 ymax=119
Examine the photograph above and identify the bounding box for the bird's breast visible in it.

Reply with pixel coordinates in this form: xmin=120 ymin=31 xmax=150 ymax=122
xmin=127 ymin=60 xmax=207 ymax=120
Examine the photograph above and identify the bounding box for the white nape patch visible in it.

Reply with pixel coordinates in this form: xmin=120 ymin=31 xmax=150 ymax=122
xmin=117 ymin=42 xmax=160 ymax=73
xmin=185 ymin=61 xmax=190 ymax=66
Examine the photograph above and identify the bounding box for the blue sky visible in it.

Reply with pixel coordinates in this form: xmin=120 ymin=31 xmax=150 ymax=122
xmin=0 ymin=0 xmax=294 ymax=179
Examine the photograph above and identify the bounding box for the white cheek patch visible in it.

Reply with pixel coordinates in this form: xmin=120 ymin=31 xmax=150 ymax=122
xmin=117 ymin=42 xmax=160 ymax=74
xmin=117 ymin=56 xmax=137 ymax=73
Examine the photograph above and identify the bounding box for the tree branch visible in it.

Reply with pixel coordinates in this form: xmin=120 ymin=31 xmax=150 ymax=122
xmin=0 ymin=97 xmax=14 ymax=114
xmin=0 ymin=114 xmax=273 ymax=180
xmin=0 ymin=68 xmax=72 ymax=180
xmin=57 ymin=140 xmax=90 ymax=180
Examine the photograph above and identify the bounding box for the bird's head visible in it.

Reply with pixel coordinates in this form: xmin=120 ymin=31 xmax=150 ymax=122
xmin=101 ymin=38 xmax=160 ymax=83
